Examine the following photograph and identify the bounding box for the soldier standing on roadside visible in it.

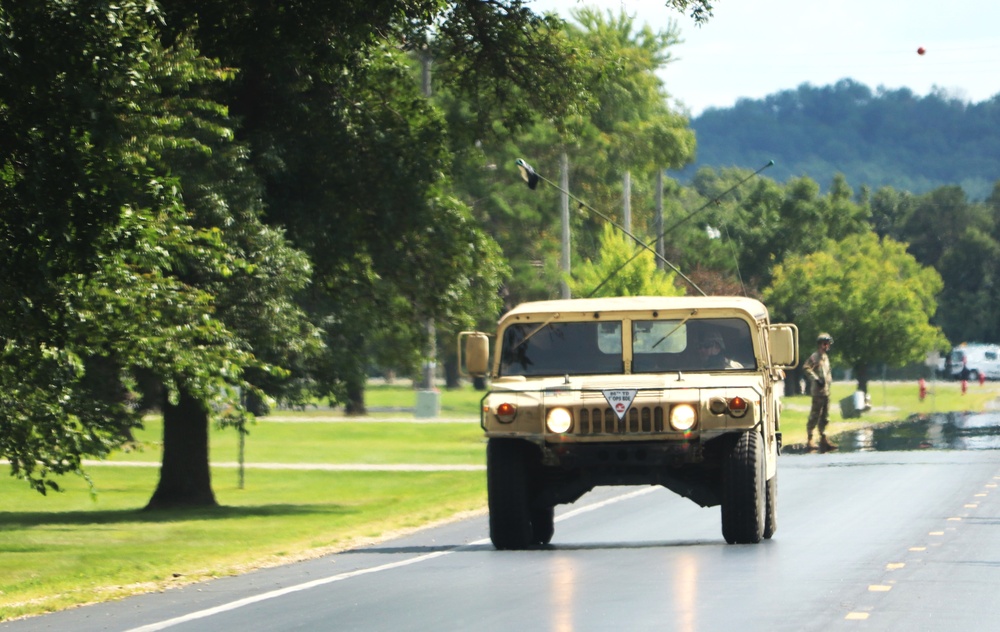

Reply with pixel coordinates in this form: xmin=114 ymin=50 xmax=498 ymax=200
xmin=803 ymin=333 xmax=837 ymax=452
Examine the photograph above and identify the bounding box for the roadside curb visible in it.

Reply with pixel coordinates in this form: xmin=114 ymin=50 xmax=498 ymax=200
xmin=76 ymin=460 xmax=486 ymax=472
xmin=259 ymin=416 xmax=478 ymax=423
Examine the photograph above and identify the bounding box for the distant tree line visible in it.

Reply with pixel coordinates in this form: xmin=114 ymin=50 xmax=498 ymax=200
xmin=688 ymin=79 xmax=1000 ymax=200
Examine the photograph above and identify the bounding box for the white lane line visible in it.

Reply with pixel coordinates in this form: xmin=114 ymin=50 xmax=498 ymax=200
xmin=125 ymin=486 xmax=656 ymax=631
xmin=125 ymin=551 xmax=454 ymax=632
xmin=555 ymin=487 xmax=658 ymax=522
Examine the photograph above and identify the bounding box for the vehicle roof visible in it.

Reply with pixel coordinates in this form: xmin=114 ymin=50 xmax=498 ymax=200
xmin=501 ymin=295 xmax=770 ymax=321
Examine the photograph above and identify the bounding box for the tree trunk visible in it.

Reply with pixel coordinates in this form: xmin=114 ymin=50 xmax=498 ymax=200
xmin=855 ymin=363 xmax=869 ymax=394
xmin=145 ymin=388 xmax=217 ymax=510
xmin=344 ymin=378 xmax=366 ymax=415
xmin=444 ymin=353 xmax=460 ymax=389
xmin=784 ymin=366 xmax=805 ymax=396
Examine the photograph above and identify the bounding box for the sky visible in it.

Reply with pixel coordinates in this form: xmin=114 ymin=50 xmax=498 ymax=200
xmin=528 ymin=0 xmax=1000 ymax=116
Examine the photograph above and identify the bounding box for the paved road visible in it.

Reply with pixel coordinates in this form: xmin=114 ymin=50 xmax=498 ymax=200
xmin=7 ymin=446 xmax=1000 ymax=632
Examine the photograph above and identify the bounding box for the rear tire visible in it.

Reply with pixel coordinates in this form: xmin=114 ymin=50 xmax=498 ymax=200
xmin=721 ymin=430 xmax=765 ymax=544
xmin=487 ymin=439 xmax=534 ymax=550
xmin=763 ymin=473 xmax=777 ymax=539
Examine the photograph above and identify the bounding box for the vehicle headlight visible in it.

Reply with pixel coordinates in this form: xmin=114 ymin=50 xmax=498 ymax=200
xmin=546 ymin=407 xmax=573 ymax=433
xmin=669 ymin=404 xmax=697 ymax=431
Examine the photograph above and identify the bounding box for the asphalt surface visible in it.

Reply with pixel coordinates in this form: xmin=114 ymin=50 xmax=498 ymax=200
xmin=7 ymin=442 xmax=1000 ymax=631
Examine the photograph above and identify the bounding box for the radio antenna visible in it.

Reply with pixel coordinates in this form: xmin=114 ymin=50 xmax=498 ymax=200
xmin=515 ymin=159 xmax=703 ymax=296
xmin=584 ymin=160 xmax=774 ymax=297
xmin=515 ymin=159 xmax=774 ymax=298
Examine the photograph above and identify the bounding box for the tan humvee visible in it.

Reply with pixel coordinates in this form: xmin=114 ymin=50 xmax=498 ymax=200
xmin=460 ymin=296 xmax=798 ymax=549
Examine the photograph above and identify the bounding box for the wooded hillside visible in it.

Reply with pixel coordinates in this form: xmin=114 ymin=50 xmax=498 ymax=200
xmin=687 ymin=79 xmax=1000 ymax=199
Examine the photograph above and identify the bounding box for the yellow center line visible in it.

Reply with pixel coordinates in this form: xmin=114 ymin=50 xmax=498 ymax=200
xmin=909 ymin=546 xmax=926 ymax=551
xmin=886 ymin=562 xmax=905 ymax=570
xmin=846 ymin=612 xmax=870 ymax=620
xmin=869 ymin=585 xmax=892 ymax=592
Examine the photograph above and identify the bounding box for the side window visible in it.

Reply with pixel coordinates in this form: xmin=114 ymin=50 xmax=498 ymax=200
xmin=986 ymin=351 xmax=997 ymax=361
xmin=598 ymin=322 xmax=622 ymax=354
xmin=499 ymin=322 xmax=624 ymax=376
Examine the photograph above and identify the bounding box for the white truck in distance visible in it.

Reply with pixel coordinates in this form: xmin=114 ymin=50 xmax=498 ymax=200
xmin=461 ymin=295 xmax=798 ymax=550
xmin=948 ymin=343 xmax=1000 ymax=380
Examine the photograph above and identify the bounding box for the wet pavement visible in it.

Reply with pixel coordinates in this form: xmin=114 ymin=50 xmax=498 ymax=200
xmin=783 ymin=411 xmax=1000 ymax=454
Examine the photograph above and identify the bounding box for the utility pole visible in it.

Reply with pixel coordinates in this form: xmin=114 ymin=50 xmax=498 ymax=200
xmin=560 ymin=152 xmax=571 ymax=299
xmin=623 ymin=171 xmax=632 ymax=233
xmin=655 ymin=169 xmax=664 ymax=271
xmin=416 ymin=49 xmax=439 ymax=416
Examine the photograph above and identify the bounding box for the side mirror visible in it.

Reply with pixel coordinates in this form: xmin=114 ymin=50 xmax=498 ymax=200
xmin=459 ymin=331 xmax=490 ymax=377
xmin=767 ymin=324 xmax=799 ymax=368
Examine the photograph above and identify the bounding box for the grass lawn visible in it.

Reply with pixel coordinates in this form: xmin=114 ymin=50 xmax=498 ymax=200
xmin=1 ymin=466 xmax=485 ymax=621
xmin=2 ymin=379 xmax=997 ymax=621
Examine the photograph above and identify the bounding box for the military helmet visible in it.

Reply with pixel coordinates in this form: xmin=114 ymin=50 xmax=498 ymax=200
xmin=817 ymin=333 xmax=833 ymax=345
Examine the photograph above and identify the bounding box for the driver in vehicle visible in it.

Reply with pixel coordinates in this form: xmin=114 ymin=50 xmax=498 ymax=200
xmin=697 ymin=330 xmax=743 ymax=369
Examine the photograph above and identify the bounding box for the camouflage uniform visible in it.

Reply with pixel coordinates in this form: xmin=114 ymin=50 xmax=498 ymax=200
xmin=802 ymin=334 xmax=835 ymax=451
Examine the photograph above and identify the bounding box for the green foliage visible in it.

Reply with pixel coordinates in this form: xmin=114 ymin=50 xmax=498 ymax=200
xmin=684 ymin=167 xmax=870 ymax=293
xmin=564 ymin=7 xmax=695 ymax=172
xmin=869 ymin=183 xmax=1000 ymax=346
xmin=448 ymin=7 xmax=696 ymax=305
xmin=764 ymin=233 xmax=947 ymax=386
xmin=569 ymin=224 xmax=685 ymax=297
xmin=158 ymin=2 xmax=517 ymax=408
xmin=690 ymin=79 xmax=1000 ymax=200
xmin=0 ymin=1 xmax=314 ymax=494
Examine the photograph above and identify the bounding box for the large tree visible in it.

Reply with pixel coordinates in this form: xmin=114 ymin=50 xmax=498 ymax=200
xmin=156 ymin=1 xmax=590 ymax=409
xmin=684 ymin=168 xmax=871 ymax=294
xmin=0 ymin=1 xmax=314 ymax=503
xmin=763 ymin=233 xmax=946 ymax=393
xmin=569 ymin=223 xmax=686 ymax=297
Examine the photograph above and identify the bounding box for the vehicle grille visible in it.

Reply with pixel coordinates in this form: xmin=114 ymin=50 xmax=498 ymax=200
xmin=576 ymin=405 xmax=666 ymax=434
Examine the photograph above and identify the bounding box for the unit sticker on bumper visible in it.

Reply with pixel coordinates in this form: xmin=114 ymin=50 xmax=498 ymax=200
xmin=602 ymin=389 xmax=638 ymax=420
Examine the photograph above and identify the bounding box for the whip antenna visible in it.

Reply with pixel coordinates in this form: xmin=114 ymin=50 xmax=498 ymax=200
xmin=515 ymin=159 xmax=703 ymax=295
xmin=586 ymin=160 xmax=774 ymax=297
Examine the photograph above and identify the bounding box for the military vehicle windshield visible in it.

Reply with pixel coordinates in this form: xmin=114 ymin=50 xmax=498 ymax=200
xmin=498 ymin=317 xmax=755 ymax=377
xmin=632 ymin=317 xmax=756 ymax=372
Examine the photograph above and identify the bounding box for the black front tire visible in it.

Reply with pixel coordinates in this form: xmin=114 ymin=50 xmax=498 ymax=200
xmin=721 ymin=430 xmax=766 ymax=544
xmin=487 ymin=439 xmax=535 ymax=550
xmin=531 ymin=505 xmax=555 ymax=545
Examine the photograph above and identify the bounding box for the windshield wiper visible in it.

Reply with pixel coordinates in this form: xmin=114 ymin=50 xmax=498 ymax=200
xmin=511 ymin=313 xmax=561 ymax=351
xmin=651 ymin=310 xmax=698 ymax=349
